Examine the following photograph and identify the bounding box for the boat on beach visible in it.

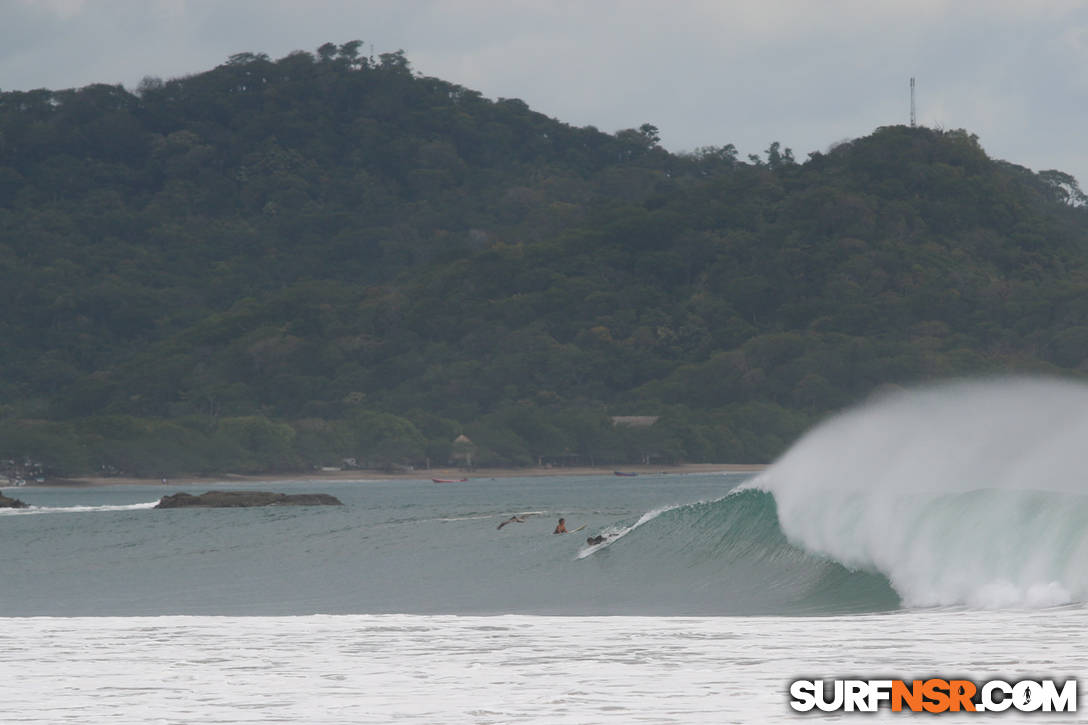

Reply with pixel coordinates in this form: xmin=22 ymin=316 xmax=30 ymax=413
xmin=431 ymin=477 xmax=468 ymax=483
xmin=613 ymin=471 xmax=638 ymax=477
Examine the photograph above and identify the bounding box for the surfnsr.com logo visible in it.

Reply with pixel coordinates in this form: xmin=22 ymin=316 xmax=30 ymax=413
xmin=789 ymin=678 xmax=1077 ymax=713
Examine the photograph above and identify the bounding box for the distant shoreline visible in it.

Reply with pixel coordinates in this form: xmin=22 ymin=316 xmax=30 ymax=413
xmin=35 ymin=463 xmax=767 ymax=487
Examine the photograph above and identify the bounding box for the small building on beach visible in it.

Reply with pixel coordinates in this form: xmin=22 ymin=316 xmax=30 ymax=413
xmin=451 ymin=434 xmax=475 ymax=468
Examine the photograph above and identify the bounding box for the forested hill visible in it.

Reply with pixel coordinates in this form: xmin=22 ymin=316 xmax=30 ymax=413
xmin=1 ymin=42 xmax=1087 ymax=476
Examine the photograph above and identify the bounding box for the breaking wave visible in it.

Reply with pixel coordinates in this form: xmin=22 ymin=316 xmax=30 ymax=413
xmin=572 ymin=378 xmax=1088 ymax=613
xmin=572 ymin=488 xmax=899 ymax=614
xmin=751 ymin=377 xmax=1088 ymax=609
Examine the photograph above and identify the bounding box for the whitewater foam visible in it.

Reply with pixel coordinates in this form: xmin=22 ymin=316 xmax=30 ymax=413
xmin=7 ymin=610 xmax=1086 ymax=724
xmin=0 ymin=501 xmax=159 ymax=515
xmin=758 ymin=377 xmax=1088 ymax=608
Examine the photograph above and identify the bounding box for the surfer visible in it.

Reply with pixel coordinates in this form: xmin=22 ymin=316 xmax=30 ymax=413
xmin=553 ymin=518 xmax=568 ymax=534
xmin=497 ymin=514 xmax=526 ymax=530
xmin=586 ymin=534 xmax=612 ymax=545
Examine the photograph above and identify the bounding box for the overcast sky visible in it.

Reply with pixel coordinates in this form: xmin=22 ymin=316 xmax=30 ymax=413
xmin=2 ymin=0 xmax=1087 ymax=186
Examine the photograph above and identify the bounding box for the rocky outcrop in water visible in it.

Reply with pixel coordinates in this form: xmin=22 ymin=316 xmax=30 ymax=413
xmin=155 ymin=491 xmax=343 ymax=508
xmin=0 ymin=492 xmax=28 ymax=508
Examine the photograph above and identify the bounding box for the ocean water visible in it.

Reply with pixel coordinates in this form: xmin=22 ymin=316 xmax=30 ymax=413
xmin=4 ymin=377 xmax=1088 ymax=722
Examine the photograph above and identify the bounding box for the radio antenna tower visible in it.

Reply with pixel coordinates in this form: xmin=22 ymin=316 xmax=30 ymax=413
xmin=910 ymin=77 xmax=916 ymax=127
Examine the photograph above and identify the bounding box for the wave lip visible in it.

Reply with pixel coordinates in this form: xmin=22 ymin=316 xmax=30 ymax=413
xmin=757 ymin=377 xmax=1088 ymax=609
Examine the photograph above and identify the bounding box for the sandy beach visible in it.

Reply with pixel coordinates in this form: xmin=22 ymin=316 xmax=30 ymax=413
xmin=41 ymin=463 xmax=767 ymax=487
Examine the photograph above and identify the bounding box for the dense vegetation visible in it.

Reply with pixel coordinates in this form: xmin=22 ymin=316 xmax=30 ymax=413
xmin=2 ymin=42 xmax=1087 ymax=476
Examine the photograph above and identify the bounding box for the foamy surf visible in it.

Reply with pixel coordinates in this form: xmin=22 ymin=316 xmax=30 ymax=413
xmin=0 ymin=501 xmax=159 ymax=515
xmin=7 ymin=610 xmax=1086 ymax=724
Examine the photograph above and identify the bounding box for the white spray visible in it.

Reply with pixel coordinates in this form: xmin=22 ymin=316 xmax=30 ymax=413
xmin=756 ymin=377 xmax=1088 ymax=608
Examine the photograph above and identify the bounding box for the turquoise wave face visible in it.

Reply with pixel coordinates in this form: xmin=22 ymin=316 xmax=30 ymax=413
xmin=572 ymin=488 xmax=900 ymax=615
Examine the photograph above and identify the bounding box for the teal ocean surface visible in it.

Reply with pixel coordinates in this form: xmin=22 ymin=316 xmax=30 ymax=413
xmin=3 ymin=472 xmax=840 ymax=616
